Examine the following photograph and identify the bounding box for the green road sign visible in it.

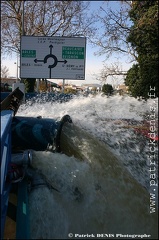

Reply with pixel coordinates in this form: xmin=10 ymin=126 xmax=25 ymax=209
xmin=62 ymin=47 xmax=84 ymax=59
xmin=22 ymin=50 xmax=36 ymax=58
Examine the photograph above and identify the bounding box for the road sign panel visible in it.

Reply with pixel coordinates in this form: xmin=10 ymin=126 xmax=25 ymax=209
xmin=20 ymin=36 xmax=86 ymax=80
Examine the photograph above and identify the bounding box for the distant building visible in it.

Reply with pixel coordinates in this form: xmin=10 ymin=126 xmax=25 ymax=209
xmin=0 ymin=78 xmax=17 ymax=92
xmin=115 ymin=84 xmax=129 ymax=95
xmin=1 ymin=77 xmax=17 ymax=85
xmin=81 ymin=84 xmax=102 ymax=92
xmin=44 ymin=80 xmax=103 ymax=93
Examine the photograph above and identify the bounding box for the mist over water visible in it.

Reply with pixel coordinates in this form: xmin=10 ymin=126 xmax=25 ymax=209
xmin=17 ymin=94 xmax=158 ymax=239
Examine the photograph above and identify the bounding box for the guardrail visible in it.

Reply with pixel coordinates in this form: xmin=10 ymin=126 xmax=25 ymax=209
xmin=1 ymin=110 xmax=13 ymax=239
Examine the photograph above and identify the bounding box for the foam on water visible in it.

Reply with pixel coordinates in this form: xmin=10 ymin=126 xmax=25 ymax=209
xmin=29 ymin=150 xmax=157 ymax=239
xmin=29 ymin=151 xmax=97 ymax=238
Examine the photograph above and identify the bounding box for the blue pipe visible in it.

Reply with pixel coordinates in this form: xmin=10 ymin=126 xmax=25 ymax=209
xmin=11 ymin=115 xmax=72 ymax=151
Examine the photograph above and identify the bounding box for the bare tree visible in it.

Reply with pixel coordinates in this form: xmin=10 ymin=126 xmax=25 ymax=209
xmin=1 ymin=1 xmax=96 ymax=56
xmin=91 ymin=1 xmax=137 ymax=62
xmin=95 ymin=62 xmax=127 ymax=84
xmin=1 ymin=65 xmax=10 ymax=78
xmin=88 ymin=1 xmax=137 ymax=85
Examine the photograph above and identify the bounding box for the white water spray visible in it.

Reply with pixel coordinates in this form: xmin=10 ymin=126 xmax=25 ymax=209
xmin=17 ymin=94 xmax=158 ymax=239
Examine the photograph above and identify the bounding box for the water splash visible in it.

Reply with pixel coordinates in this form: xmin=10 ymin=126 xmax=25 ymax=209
xmin=17 ymin=94 xmax=158 ymax=239
xmin=18 ymin=94 xmax=158 ymax=191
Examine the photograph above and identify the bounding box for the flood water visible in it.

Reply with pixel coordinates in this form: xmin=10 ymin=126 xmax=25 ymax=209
xmin=17 ymin=93 xmax=158 ymax=239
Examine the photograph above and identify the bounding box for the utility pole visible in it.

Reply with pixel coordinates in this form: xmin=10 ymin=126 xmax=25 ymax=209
xmin=22 ymin=1 xmax=25 ymax=36
xmin=15 ymin=1 xmax=24 ymax=83
xmin=16 ymin=53 xmax=18 ymax=82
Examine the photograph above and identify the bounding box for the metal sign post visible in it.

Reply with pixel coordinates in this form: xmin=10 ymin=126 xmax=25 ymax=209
xmin=62 ymin=79 xmax=65 ymax=92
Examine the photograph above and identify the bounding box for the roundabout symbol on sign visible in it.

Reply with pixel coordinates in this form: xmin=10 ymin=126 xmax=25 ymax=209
xmin=34 ymin=45 xmax=67 ymax=78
